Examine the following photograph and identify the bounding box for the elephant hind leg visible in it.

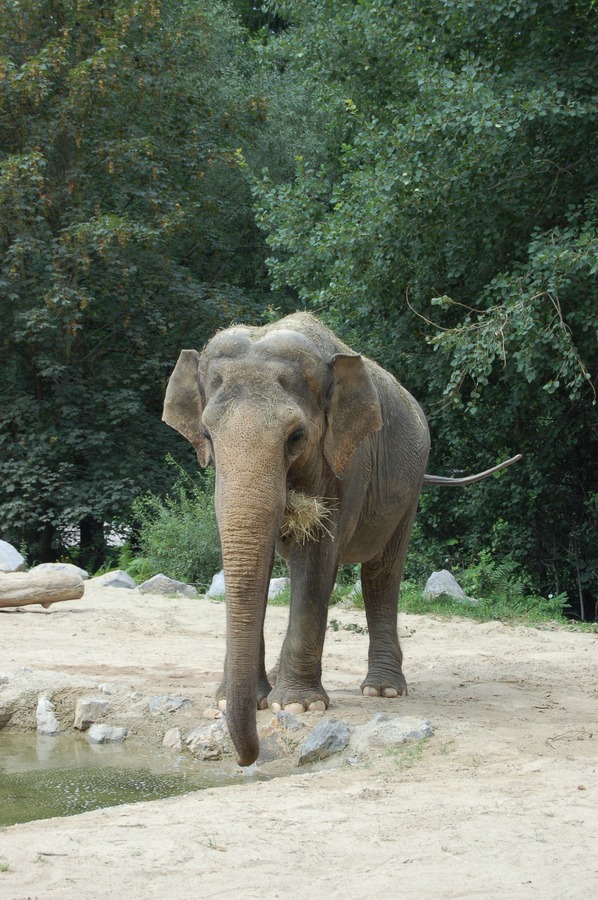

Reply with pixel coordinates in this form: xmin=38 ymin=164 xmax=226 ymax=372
xmin=359 ymin=509 xmax=417 ymax=699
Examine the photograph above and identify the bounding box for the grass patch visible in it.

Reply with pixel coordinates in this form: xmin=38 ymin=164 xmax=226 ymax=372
xmin=387 ymin=739 xmax=428 ymax=768
xmin=268 ymin=585 xmax=291 ymax=606
xmin=397 ymin=579 xmax=575 ymax=627
xmin=264 ymin=572 xmax=592 ymax=630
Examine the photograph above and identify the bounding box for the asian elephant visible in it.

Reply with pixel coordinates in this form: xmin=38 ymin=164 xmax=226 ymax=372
xmin=163 ymin=312 xmax=520 ymax=766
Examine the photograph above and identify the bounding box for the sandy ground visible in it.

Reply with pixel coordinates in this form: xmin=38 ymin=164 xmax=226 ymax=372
xmin=0 ymin=581 xmax=596 ymax=899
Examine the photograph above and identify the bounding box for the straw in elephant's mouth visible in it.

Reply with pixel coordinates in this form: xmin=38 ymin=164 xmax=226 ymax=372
xmin=280 ymin=490 xmax=332 ymax=544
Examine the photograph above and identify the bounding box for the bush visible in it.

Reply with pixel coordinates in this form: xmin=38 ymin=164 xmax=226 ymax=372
xmin=129 ymin=462 xmax=221 ymax=588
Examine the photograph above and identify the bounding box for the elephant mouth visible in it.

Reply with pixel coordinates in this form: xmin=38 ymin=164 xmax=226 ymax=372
xmin=280 ymin=490 xmax=332 ymax=544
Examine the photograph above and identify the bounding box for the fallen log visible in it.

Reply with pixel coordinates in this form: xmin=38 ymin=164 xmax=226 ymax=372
xmin=0 ymin=570 xmax=84 ymax=609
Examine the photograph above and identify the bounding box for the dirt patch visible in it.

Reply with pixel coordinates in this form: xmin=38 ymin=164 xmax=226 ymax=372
xmin=0 ymin=581 xmax=596 ymax=898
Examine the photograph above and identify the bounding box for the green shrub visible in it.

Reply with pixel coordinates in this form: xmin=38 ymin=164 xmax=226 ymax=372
xmin=129 ymin=462 xmax=221 ymax=589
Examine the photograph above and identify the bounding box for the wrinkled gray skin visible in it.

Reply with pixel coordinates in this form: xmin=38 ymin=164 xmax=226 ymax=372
xmin=162 ymin=313 xmax=496 ymax=766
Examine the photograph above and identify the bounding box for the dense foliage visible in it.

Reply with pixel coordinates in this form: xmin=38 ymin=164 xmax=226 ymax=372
xmin=254 ymin=0 xmax=598 ymax=618
xmin=1 ymin=0 xmax=596 ymax=616
xmin=128 ymin=463 xmax=220 ymax=587
xmin=0 ymin=0 xmax=291 ymax=566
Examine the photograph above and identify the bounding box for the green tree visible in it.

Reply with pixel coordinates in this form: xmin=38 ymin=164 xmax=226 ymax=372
xmin=0 ymin=0 xmax=275 ymax=566
xmin=254 ymin=0 xmax=598 ymax=616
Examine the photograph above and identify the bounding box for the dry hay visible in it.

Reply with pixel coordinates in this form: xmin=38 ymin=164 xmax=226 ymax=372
xmin=280 ymin=490 xmax=332 ymax=544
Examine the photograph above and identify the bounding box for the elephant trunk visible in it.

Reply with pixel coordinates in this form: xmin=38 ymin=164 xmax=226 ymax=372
xmin=216 ymin=473 xmax=285 ymax=767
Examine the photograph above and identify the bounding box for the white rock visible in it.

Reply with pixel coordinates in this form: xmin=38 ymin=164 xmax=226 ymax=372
xmin=163 ymin=727 xmax=183 ymax=751
xmin=350 ymin=714 xmax=434 ymax=756
xmin=207 ymin=570 xmax=226 ymax=598
xmin=423 ymin=569 xmax=467 ymax=600
xmin=30 ymin=562 xmax=89 ymax=580
xmin=0 ymin=540 xmax=26 ymax=572
xmin=87 ymin=724 xmax=128 ymax=743
xmin=36 ymin=696 xmax=60 ymax=735
xmin=268 ymin=577 xmax=290 ymax=599
xmin=73 ymin=696 xmax=111 ymax=730
xmin=92 ymin=569 xmax=137 ymax=589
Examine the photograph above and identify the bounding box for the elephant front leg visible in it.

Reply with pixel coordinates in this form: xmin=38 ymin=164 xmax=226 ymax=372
xmin=268 ymin=546 xmax=337 ymax=714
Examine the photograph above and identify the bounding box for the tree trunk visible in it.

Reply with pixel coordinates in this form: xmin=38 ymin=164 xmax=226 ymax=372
xmin=79 ymin=515 xmax=105 ymax=571
xmin=0 ymin=571 xmax=84 ymax=608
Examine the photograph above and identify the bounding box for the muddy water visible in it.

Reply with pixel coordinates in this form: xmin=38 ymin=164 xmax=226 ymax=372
xmin=0 ymin=733 xmax=259 ymax=826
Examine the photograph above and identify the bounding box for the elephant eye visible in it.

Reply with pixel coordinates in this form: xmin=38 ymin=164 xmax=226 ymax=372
xmin=201 ymin=427 xmax=213 ymax=445
xmin=287 ymin=427 xmax=305 ymax=450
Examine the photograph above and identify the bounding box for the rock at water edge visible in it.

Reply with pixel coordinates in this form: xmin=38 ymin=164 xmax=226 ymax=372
xmin=298 ymin=718 xmax=351 ymax=765
xmin=87 ymin=724 xmax=128 ymax=744
xmin=73 ymin=696 xmax=111 ymax=731
xmin=36 ymin=696 xmax=60 ymax=735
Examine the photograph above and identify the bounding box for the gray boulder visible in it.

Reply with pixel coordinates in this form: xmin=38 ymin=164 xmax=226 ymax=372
xmin=138 ymin=574 xmax=198 ymax=598
xmin=92 ymin=569 xmax=136 ymax=590
xmin=423 ymin=569 xmax=467 ymax=600
xmin=30 ymin=562 xmax=89 ymax=580
xmin=0 ymin=540 xmax=26 ymax=572
xmin=186 ymin=721 xmax=231 ymax=760
xmin=256 ymin=711 xmax=307 ymax=764
xmin=423 ymin=570 xmax=479 ymax=606
xmin=298 ymin=718 xmax=351 ymax=765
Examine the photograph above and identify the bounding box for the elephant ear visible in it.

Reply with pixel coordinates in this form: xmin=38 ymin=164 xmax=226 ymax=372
xmin=324 ymin=353 xmax=383 ymax=478
xmin=162 ymin=349 xmax=211 ymax=467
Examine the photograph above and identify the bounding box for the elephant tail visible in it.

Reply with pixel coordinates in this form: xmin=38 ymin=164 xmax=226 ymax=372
xmin=423 ymin=454 xmax=522 ymax=487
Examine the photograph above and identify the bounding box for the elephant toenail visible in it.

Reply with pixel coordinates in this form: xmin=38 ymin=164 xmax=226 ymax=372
xmin=362 ymin=686 xmax=379 ymax=697
xmin=284 ymin=702 xmax=306 ymax=715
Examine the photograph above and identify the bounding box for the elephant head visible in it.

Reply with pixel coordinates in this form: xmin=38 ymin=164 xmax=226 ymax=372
xmin=162 ymin=318 xmax=382 ymax=765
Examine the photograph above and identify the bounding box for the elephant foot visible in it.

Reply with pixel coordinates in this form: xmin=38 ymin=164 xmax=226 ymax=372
xmin=268 ymin=680 xmax=330 ymax=714
xmin=360 ymin=668 xmax=408 ymax=699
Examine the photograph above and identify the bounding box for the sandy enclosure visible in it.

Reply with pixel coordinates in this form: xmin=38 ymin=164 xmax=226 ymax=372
xmin=0 ymin=581 xmax=596 ymax=899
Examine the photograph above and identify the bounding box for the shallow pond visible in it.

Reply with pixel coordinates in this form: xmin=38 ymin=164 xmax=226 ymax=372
xmin=0 ymin=733 xmax=258 ymax=826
